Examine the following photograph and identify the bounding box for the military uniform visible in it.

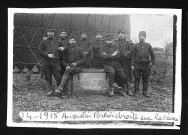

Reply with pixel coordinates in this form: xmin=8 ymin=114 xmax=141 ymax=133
xmin=100 ymin=34 xmax=127 ymax=96
xmin=55 ymin=36 xmax=86 ymax=98
xmin=59 ymin=38 xmax=68 ymax=48
xmin=92 ymin=39 xmax=105 ymax=68
xmin=58 ymin=38 xmax=68 ymax=75
xmin=131 ymin=31 xmax=155 ymax=97
xmin=78 ymin=39 xmax=92 ymax=68
xmin=114 ymin=38 xmax=133 ymax=93
xmin=38 ymin=35 xmax=62 ymax=94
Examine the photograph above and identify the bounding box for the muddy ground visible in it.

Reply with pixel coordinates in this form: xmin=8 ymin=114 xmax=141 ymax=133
xmin=12 ymin=60 xmax=173 ymax=126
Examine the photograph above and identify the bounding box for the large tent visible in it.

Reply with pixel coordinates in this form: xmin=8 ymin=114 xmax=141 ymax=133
xmin=13 ymin=13 xmax=130 ymax=70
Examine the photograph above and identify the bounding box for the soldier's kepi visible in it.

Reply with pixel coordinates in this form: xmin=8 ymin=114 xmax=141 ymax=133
xmin=100 ymin=34 xmax=128 ymax=97
xmin=131 ymin=31 xmax=155 ymax=97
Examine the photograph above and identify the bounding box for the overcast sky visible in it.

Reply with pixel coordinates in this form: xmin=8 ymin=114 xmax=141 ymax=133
xmin=130 ymin=14 xmax=173 ymax=48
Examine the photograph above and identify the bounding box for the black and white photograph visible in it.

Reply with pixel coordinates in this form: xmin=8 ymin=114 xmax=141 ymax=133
xmin=7 ymin=8 xmax=182 ymax=129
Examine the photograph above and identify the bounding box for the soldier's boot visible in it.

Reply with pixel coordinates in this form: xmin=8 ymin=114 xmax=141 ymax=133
xmin=108 ymin=87 xmax=114 ymax=97
xmin=143 ymin=82 xmax=151 ymax=98
xmin=61 ymin=78 xmax=72 ymax=99
xmin=127 ymin=83 xmax=133 ymax=96
xmin=118 ymin=83 xmax=127 ymax=97
xmin=46 ymin=81 xmax=54 ymax=96
xmin=133 ymin=79 xmax=140 ymax=96
xmin=54 ymin=73 xmax=69 ymax=95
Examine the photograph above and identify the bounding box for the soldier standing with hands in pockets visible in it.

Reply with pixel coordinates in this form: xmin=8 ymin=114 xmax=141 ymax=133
xmin=131 ymin=31 xmax=155 ymax=97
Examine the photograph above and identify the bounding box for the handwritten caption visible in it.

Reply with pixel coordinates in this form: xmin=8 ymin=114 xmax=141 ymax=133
xmin=19 ymin=111 xmax=179 ymax=123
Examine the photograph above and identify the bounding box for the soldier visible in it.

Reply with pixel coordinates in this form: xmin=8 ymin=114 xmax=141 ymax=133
xmin=92 ymin=32 xmax=104 ymax=68
xmin=58 ymin=29 xmax=68 ymax=75
xmin=79 ymin=32 xmax=92 ymax=68
xmin=116 ymin=30 xmax=133 ymax=95
xmin=131 ymin=31 xmax=155 ymax=97
xmin=58 ymin=29 xmax=68 ymax=49
xmin=100 ymin=34 xmax=127 ymax=97
xmin=54 ymin=36 xmax=86 ymax=99
xmin=38 ymin=29 xmax=62 ymax=96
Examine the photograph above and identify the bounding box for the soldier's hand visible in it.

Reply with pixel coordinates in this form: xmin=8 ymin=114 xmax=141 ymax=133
xmin=131 ymin=66 xmax=134 ymax=70
xmin=123 ymin=52 xmax=127 ymax=57
xmin=148 ymin=63 xmax=153 ymax=69
xmin=112 ymin=51 xmax=118 ymax=56
xmin=84 ymin=52 xmax=88 ymax=55
xmin=43 ymin=37 xmax=47 ymax=41
xmin=149 ymin=63 xmax=153 ymax=66
xmin=59 ymin=47 xmax=65 ymax=51
xmin=48 ymin=54 xmax=55 ymax=58
xmin=66 ymin=66 xmax=70 ymax=70
xmin=72 ymin=62 xmax=77 ymax=66
xmin=103 ymin=52 xmax=107 ymax=55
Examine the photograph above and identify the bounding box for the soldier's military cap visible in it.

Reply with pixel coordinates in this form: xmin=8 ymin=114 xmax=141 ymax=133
xmin=95 ymin=31 xmax=102 ymax=35
xmin=60 ymin=29 xmax=67 ymax=33
xmin=105 ymin=34 xmax=113 ymax=39
xmin=139 ymin=31 xmax=146 ymax=36
xmin=118 ymin=30 xmax=125 ymax=34
xmin=80 ymin=32 xmax=87 ymax=35
xmin=69 ymin=35 xmax=77 ymax=40
xmin=46 ymin=29 xmax=55 ymax=32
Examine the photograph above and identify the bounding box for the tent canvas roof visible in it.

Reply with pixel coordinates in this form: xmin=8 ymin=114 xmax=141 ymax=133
xmin=13 ymin=13 xmax=130 ymax=68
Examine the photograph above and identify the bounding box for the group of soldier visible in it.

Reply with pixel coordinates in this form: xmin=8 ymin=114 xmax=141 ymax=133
xmin=38 ymin=28 xmax=155 ymax=99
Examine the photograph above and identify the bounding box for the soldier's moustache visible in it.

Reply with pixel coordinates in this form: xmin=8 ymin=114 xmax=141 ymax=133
xmin=61 ymin=36 xmax=66 ymax=39
xmin=140 ymin=39 xmax=144 ymax=43
xmin=70 ymin=42 xmax=75 ymax=47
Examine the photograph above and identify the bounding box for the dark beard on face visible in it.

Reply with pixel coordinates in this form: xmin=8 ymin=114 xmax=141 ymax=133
xmin=48 ymin=36 xmax=54 ymax=40
xmin=119 ymin=36 xmax=125 ymax=40
xmin=81 ymin=38 xmax=87 ymax=41
xmin=139 ymin=39 xmax=144 ymax=43
xmin=69 ymin=43 xmax=75 ymax=47
xmin=61 ymin=36 xmax=66 ymax=40
xmin=107 ymin=43 xmax=112 ymax=47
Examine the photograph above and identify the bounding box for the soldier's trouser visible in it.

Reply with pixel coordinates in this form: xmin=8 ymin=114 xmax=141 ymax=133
xmin=91 ymin=57 xmax=103 ymax=69
xmin=58 ymin=66 xmax=81 ymax=91
xmin=134 ymin=62 xmax=151 ymax=92
xmin=61 ymin=64 xmax=66 ymax=76
xmin=83 ymin=52 xmax=92 ymax=68
xmin=122 ymin=59 xmax=132 ymax=84
xmin=41 ymin=61 xmax=62 ymax=87
xmin=104 ymin=65 xmax=127 ymax=88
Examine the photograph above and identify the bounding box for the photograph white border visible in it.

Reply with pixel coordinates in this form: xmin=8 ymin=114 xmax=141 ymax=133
xmin=7 ymin=8 xmax=182 ymax=129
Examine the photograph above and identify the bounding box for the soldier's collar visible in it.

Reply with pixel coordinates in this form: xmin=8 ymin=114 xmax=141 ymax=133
xmin=119 ymin=38 xmax=126 ymax=41
xmin=69 ymin=44 xmax=76 ymax=48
